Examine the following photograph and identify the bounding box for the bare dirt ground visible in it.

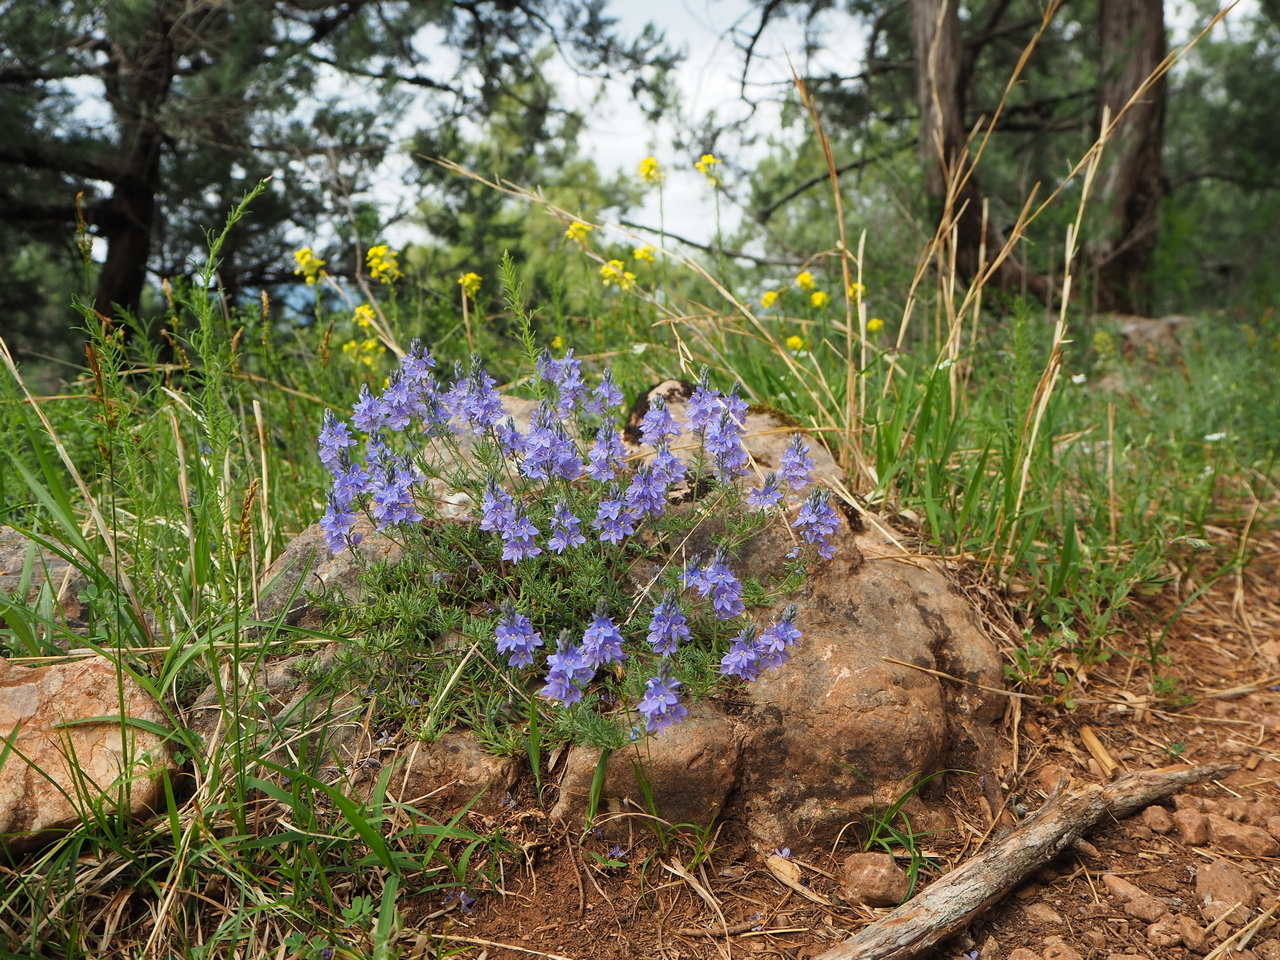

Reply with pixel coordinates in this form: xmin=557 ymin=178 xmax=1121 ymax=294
xmin=396 ymin=526 xmax=1280 ymax=960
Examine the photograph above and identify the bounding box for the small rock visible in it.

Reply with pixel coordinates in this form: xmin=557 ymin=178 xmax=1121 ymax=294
xmin=1007 ymin=950 xmax=1041 ymax=960
xmin=1208 ymin=813 xmax=1280 ymax=857
xmin=1194 ymin=860 xmax=1257 ymax=926
xmin=1102 ymin=873 xmax=1149 ymax=903
xmin=1266 ymin=817 xmax=1280 ymax=842
xmin=1042 ymin=940 xmax=1083 ymax=960
xmin=1253 ymin=940 xmax=1280 ymax=960
xmin=1082 ymin=929 xmax=1107 ymax=950
xmin=1173 ymin=808 xmax=1212 ymax=844
xmin=1022 ymin=902 xmax=1064 ymax=925
xmin=1103 ymin=874 xmax=1167 ymax=922
xmin=352 ymin=732 xmax=519 ymax=815
xmin=1142 ymin=805 xmax=1174 ymax=834
xmin=978 ymin=935 xmax=1000 ymax=959
xmin=0 ymin=656 xmax=173 ymax=851
xmin=1147 ymin=914 xmax=1184 ymax=948
xmin=0 ymin=525 xmax=87 ymax=624
xmin=1175 ymin=914 xmax=1207 ymax=952
xmin=1037 ymin=764 xmax=1072 ymax=793
xmin=838 ymin=852 xmax=910 ymax=907
xmin=1174 ymin=793 xmax=1205 ymax=810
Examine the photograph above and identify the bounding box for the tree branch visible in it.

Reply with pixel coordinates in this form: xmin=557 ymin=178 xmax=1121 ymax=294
xmin=0 ymin=142 xmax=119 ymax=183
xmin=616 ymin=218 xmax=803 ymax=268
xmin=754 ymin=141 xmax=918 ymax=224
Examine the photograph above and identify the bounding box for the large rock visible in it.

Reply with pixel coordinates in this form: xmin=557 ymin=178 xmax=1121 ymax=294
xmin=550 ymin=704 xmax=742 ymax=831
xmin=0 ymin=656 xmax=173 ymax=850
xmin=732 ymin=520 xmax=1003 ymax=848
xmin=0 ymin=525 xmax=87 ymax=625
xmin=349 ymin=732 xmax=520 ymax=815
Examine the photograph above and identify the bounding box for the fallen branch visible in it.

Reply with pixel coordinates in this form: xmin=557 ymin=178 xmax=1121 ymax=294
xmin=816 ymin=762 xmax=1237 ymax=960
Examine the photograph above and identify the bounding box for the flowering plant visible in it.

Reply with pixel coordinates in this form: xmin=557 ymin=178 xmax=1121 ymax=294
xmin=315 ymin=322 xmax=838 ymax=745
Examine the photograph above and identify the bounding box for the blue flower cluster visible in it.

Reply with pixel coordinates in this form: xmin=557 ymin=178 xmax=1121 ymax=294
xmin=316 ymin=346 xmax=842 ymax=737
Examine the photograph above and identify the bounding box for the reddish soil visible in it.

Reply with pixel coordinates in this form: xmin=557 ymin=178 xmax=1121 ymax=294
xmin=396 ymin=527 xmax=1280 ymax=960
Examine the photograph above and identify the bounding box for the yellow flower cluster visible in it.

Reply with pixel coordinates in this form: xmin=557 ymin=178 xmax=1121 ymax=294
xmin=810 ymin=290 xmax=829 ymax=308
xmin=293 ymin=247 xmax=327 ymax=286
xmin=366 ymin=244 xmax=401 ymax=284
xmin=867 ymin=316 xmax=884 ymax=332
xmin=694 ymin=153 xmax=720 ymax=185
xmin=638 ymin=156 xmax=664 ymax=185
xmin=353 ymin=304 xmax=375 ymax=328
xmin=564 ymin=220 xmax=593 ymax=245
xmin=760 ymin=289 xmax=779 ymax=309
xmin=785 ymin=335 xmax=806 ymax=352
xmin=847 ymin=282 xmax=866 ymax=300
xmin=458 ymin=272 xmax=482 ymax=297
xmin=632 ymin=244 xmax=656 ymax=263
xmin=550 ymin=335 xmax=565 ymax=350
xmin=795 ymin=270 xmax=815 ymax=290
xmin=342 ymin=336 xmax=384 ymax=368
xmin=600 ymin=259 xmax=636 ymax=291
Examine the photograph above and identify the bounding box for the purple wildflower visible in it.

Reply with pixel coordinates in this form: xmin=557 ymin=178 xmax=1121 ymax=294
xmin=539 ymin=348 xmax=587 ymax=417
xmin=592 ymin=490 xmax=637 ymax=544
xmin=522 ymin=404 xmax=583 ymax=482
xmin=757 ymin=604 xmax=801 ymax=670
xmin=637 ymin=670 xmax=687 ymax=733
xmin=640 ymin=395 xmax=679 ymax=447
xmin=495 ymin=607 xmax=544 ymax=668
xmin=479 ymin=480 xmax=516 ymax=533
xmin=330 ymin=461 xmax=368 ymax=508
xmin=723 ymin=384 xmax=748 ymax=422
xmin=780 ymin=434 xmax=814 ymax=490
xmin=541 ymin=632 xmax=595 ymax=705
xmin=500 ymin=508 xmax=542 ymax=562
xmin=687 ymin=549 xmax=744 ymax=619
xmin=369 ymin=468 xmax=423 ymax=529
xmin=794 ymin=489 xmax=840 ymax=559
xmin=706 ymin=410 xmax=749 ymax=480
xmin=495 ymin=417 xmax=527 ymax=458
xmin=745 ymin=472 xmax=784 ymax=510
xmin=587 ymin=369 xmax=624 ymax=416
xmin=651 ymin=442 xmax=687 ymax=486
xmin=624 ymin=465 xmax=668 ymax=519
xmin=687 ymin=373 xmax=721 ymax=433
xmin=319 ymin=497 xmax=359 ymax=553
xmin=379 ymin=374 xmax=415 ymax=431
xmin=401 ymin=340 xmax=436 ymax=381
xmin=581 ymin=603 xmax=627 ymax=667
xmin=646 ymin=591 xmax=690 ymax=655
xmin=449 ymin=363 xmax=504 ymax=435
xmin=547 ymin=501 xmax=586 ymax=553
xmin=720 ymin=626 xmax=763 ymax=681
xmin=587 ymin=424 xmax=625 ymax=482
xmin=351 ymin=385 xmax=387 ymax=433
xmin=318 ymin=410 xmax=355 ymax=473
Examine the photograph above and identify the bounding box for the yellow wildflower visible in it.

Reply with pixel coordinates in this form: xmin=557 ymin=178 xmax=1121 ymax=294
xmin=458 ymin=272 xmax=482 ymax=297
xmin=341 ymin=337 xmax=383 ymax=368
xmin=638 ymin=156 xmax=664 ymax=185
xmin=810 ymin=290 xmax=829 ymax=308
xmin=564 ymin=220 xmax=594 ymax=245
xmin=292 ymin=247 xmax=327 ymax=286
xmin=1091 ymin=329 xmax=1116 ymax=359
xmin=633 ymin=244 xmax=657 ymax=263
xmin=760 ymin=289 xmax=780 ymax=309
xmin=785 ymin=335 xmax=806 ymax=351
xmin=867 ymin=316 xmax=884 ymax=332
xmin=366 ymin=244 xmax=401 ymax=284
xmin=600 ymin=259 xmax=637 ymax=291
xmin=694 ymin=153 xmax=720 ymax=185
xmin=550 ymin=335 xmax=565 ymax=350
xmin=847 ymin=282 xmax=866 ymax=300
xmin=795 ymin=270 xmax=815 ymax=290
xmin=353 ymin=304 xmax=376 ymax=329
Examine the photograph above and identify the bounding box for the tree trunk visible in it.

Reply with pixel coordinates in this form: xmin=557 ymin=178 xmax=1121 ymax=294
xmin=93 ymin=4 xmax=178 ymax=318
xmin=1094 ymin=0 xmax=1166 ymax=314
xmin=909 ymin=0 xmax=1049 ymax=299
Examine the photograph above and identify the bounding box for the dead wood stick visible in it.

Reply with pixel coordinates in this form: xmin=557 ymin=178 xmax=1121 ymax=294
xmin=816 ymin=762 xmax=1237 ymax=960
